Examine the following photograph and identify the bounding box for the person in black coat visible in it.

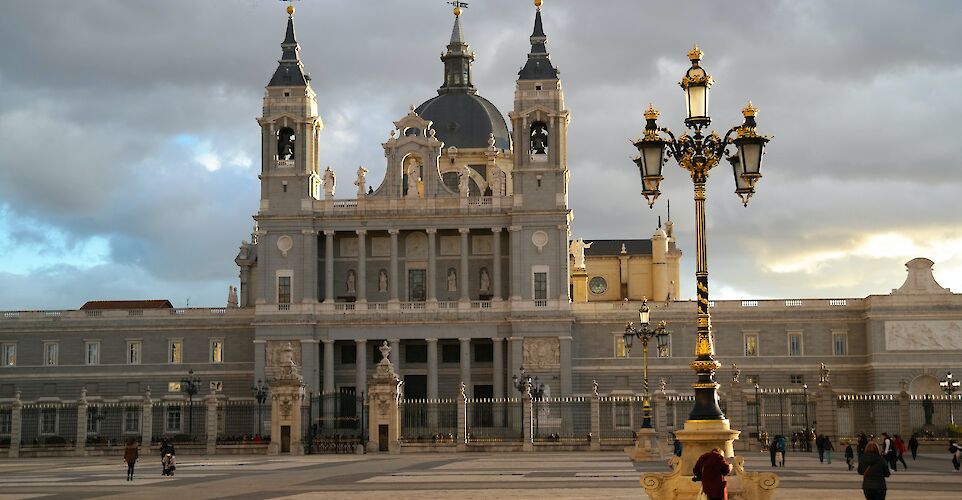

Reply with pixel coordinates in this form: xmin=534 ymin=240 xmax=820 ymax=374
xmin=858 ymin=441 xmax=890 ymax=500
xmin=908 ymin=434 xmax=919 ymax=460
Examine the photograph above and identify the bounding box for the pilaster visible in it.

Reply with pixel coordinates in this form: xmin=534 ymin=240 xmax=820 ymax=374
xmin=590 ymin=382 xmax=601 ymax=451
xmin=559 ymin=336 xmax=572 ymax=396
xmin=491 ymin=227 xmax=503 ymax=301
xmin=322 ymin=340 xmax=335 ymax=395
xmin=459 ymin=338 xmax=472 ymax=399
xmin=141 ymin=387 xmax=153 ymax=456
xmin=206 ymin=395 xmax=219 ymax=455
xmin=816 ymin=382 xmax=838 ymax=441
xmin=388 ymin=229 xmax=400 ymax=303
xmin=427 ymin=229 xmax=438 ymax=303
xmin=75 ymin=387 xmax=88 ymax=456
xmin=324 ymin=230 xmax=335 ymax=303
xmin=302 ymin=229 xmax=318 ymax=303
xmin=356 ymin=339 xmax=368 ymax=398
xmin=356 ymin=229 xmax=367 ymax=303
xmin=459 ymin=228 xmax=470 ymax=302
xmin=9 ymin=392 xmax=21 ymax=458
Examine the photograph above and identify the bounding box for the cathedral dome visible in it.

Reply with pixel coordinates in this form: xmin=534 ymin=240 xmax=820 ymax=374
xmin=415 ymin=93 xmax=511 ymax=150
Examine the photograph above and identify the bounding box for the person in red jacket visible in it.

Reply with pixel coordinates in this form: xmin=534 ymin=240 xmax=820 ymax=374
xmin=693 ymin=448 xmax=733 ymax=500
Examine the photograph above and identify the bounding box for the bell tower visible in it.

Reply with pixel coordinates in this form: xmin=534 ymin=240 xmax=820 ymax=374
xmin=257 ymin=4 xmax=323 ymax=215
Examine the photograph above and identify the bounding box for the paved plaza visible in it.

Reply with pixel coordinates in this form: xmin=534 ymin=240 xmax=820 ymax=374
xmin=0 ymin=451 xmax=959 ymax=499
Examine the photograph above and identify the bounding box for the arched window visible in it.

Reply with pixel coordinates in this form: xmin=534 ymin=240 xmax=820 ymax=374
xmin=277 ymin=127 xmax=296 ymax=160
xmin=530 ymin=121 xmax=548 ymax=155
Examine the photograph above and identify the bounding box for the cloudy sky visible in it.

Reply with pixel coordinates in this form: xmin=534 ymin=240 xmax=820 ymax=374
xmin=1 ymin=0 xmax=960 ymax=310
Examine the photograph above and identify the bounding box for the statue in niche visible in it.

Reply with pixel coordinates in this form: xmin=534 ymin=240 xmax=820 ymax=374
xmin=378 ymin=269 xmax=388 ymax=293
xmin=530 ymin=122 xmax=548 ymax=155
xmin=323 ymin=167 xmax=336 ymax=199
xmin=278 ymin=128 xmax=295 ymax=160
xmin=490 ymin=164 xmax=503 ymax=196
xmin=406 ymin=169 xmax=419 ymax=199
xmin=458 ymin=166 xmax=470 ymax=197
xmin=732 ymin=363 xmax=740 ymax=384
xmin=447 ymin=268 xmax=458 ymax=292
xmin=479 ymin=267 xmax=490 ymax=292
xmin=819 ymin=362 xmax=830 ymax=384
xmin=923 ymin=395 xmax=935 ymax=425
xmin=346 ymin=270 xmax=356 ymax=295
xmin=569 ymin=239 xmax=592 ymax=270
xmin=354 ymin=166 xmax=368 ymax=197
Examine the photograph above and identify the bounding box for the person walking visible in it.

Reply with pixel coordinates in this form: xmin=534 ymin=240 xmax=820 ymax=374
xmin=845 ymin=441 xmax=855 ymax=471
xmin=908 ymin=433 xmax=919 ymax=461
xmin=673 ymin=435 xmax=682 ymax=457
xmin=859 ymin=442 xmax=891 ymax=500
xmin=823 ymin=435 xmax=834 ymax=464
xmin=693 ymin=448 xmax=732 ymax=500
xmin=857 ymin=433 xmax=868 ymax=463
xmin=881 ymin=433 xmax=896 ymax=471
xmin=160 ymin=438 xmax=176 ymax=476
xmin=816 ymin=435 xmax=826 ymax=463
xmin=123 ymin=438 xmax=139 ymax=481
xmin=769 ymin=434 xmax=780 ymax=467
xmin=893 ymin=434 xmax=908 ymax=470
xmin=775 ymin=434 xmax=787 ymax=467
xmin=949 ymin=440 xmax=962 ymax=472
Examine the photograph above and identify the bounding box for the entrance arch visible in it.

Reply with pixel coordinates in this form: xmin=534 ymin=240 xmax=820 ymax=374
xmin=909 ymin=374 xmax=941 ymax=395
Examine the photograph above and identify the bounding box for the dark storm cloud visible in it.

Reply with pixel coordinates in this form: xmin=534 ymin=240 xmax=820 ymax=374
xmin=0 ymin=0 xmax=960 ymax=309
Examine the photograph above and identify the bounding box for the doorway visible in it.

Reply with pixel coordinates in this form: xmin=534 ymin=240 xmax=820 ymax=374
xmin=281 ymin=425 xmax=291 ymax=453
xmin=408 ymin=269 xmax=426 ymax=301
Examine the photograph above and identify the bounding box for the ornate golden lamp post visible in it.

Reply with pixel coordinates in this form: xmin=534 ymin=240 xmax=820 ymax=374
xmin=631 ymin=46 xmax=770 ymax=423
xmin=623 ymin=299 xmax=670 ymax=429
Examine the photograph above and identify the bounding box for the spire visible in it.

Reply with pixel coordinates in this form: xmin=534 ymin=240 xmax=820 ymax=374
xmin=519 ymin=1 xmax=558 ymax=81
xmin=439 ymin=4 xmax=477 ymax=95
xmin=268 ymin=6 xmax=310 ymax=88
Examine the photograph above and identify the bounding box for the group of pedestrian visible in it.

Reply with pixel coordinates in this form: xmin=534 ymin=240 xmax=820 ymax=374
xmin=815 ymin=434 xmax=835 ymax=463
xmin=120 ymin=437 xmax=178 ymax=481
xmin=769 ymin=434 xmax=787 ymax=467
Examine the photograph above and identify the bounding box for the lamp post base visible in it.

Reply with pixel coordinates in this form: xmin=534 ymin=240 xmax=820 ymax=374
xmin=640 ymin=419 xmax=780 ymax=500
xmin=625 ymin=427 xmax=661 ymax=462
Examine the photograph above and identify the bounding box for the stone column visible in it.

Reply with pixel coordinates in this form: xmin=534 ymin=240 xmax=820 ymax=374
xmin=522 ymin=387 xmax=534 ymax=451
xmin=817 ymin=382 xmax=839 ymax=441
xmin=302 ymin=229 xmax=318 ymax=303
xmin=492 ymin=337 xmax=504 ymax=426
xmin=141 ymin=387 xmax=153 ymax=456
xmin=459 ymin=338 xmax=472 ymax=399
xmin=356 ymin=230 xmax=367 ymax=303
xmin=491 ymin=227 xmax=503 ymax=301
xmin=367 ymin=342 xmax=401 ymax=454
xmin=300 ymin=340 xmax=320 ymax=394
xmin=355 ymin=339 xmax=368 ymax=398
xmin=206 ymin=395 xmax=218 ymax=455
xmin=9 ymin=392 xmax=21 ymax=458
xmin=324 ymin=230 xmax=335 ymax=303
xmin=559 ymin=336 xmax=572 ymax=397
xmin=459 ymin=228 xmax=470 ymax=302
xmin=254 ymin=340 xmax=266 ymax=386
xmin=591 ymin=382 xmax=601 ymax=451
xmin=390 ymin=339 xmax=401 ymax=371
xmin=426 ymin=339 xmax=439 ymax=400
xmin=75 ymin=387 xmax=88 ymax=456
xmin=427 ymin=229 xmax=438 ymax=303
xmin=558 ymin=224 xmax=570 ymax=301
xmin=388 ymin=229 xmax=400 ymax=303
xmin=322 ymin=340 xmax=335 ymax=395
xmin=508 ymin=226 xmax=522 ymax=300
xmin=259 ymin=231 xmax=270 ymax=304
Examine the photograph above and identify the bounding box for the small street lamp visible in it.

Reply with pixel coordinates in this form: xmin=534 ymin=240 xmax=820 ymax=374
xmin=512 ymin=368 xmax=545 ymax=399
xmin=940 ymin=372 xmax=960 ymax=424
xmin=252 ymin=379 xmax=269 ymax=437
xmin=623 ymin=299 xmax=670 ymax=429
xmin=181 ymin=369 xmax=201 ymax=436
xmin=631 ymin=46 xmax=770 ymax=422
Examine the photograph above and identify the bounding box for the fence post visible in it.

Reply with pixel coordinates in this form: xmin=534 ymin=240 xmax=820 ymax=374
xmin=141 ymin=387 xmax=153 ymax=456
xmin=590 ymin=381 xmax=601 ymax=451
xmin=898 ymin=385 xmax=910 ymax=439
xmin=523 ymin=386 xmax=534 ymax=452
xmin=816 ymin=381 xmax=838 ymax=441
xmin=725 ymin=381 xmax=747 ymax=451
xmin=653 ymin=389 xmax=667 ymax=439
xmin=457 ymin=382 xmax=467 ymax=452
xmin=9 ymin=391 xmax=22 ymax=458
xmin=206 ymin=394 xmax=218 ymax=455
xmin=75 ymin=387 xmax=88 ymax=456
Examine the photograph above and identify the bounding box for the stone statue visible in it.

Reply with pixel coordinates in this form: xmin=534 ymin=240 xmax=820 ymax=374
xmin=323 ymin=166 xmax=336 ymax=199
xmin=378 ymin=269 xmax=388 ymax=293
xmin=354 ymin=166 xmax=368 ymax=197
xmin=732 ymin=363 xmax=740 ymax=384
xmin=923 ymin=395 xmax=935 ymax=425
xmin=346 ymin=270 xmax=356 ymax=295
xmin=479 ymin=267 xmax=490 ymax=292
xmin=279 ymin=342 xmax=295 ymax=368
xmin=490 ymin=164 xmax=503 ymax=196
xmin=592 ymin=380 xmax=599 ymax=397
xmin=227 ymin=285 xmax=238 ymax=308
xmin=406 ymin=168 xmax=419 ymax=199
xmin=458 ymin=166 xmax=470 ymax=197
xmin=447 ymin=268 xmax=458 ymax=292
xmin=819 ymin=362 xmax=830 ymax=384
xmin=459 ymin=381 xmax=467 ymax=400
xmin=569 ymin=239 xmax=592 ymax=269
xmin=659 ymin=377 xmax=668 ymax=394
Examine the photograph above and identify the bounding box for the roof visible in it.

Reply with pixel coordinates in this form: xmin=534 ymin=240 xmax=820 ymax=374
xmin=582 ymin=239 xmax=653 ymax=256
xmin=80 ymin=300 xmax=174 ymax=310
xmin=416 ymin=93 xmax=511 ymax=149
xmin=518 ymin=9 xmax=559 ymax=81
xmin=268 ymin=15 xmax=309 ymax=87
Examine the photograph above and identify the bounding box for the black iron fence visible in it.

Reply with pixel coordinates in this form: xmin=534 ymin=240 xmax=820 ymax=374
xmin=466 ymin=397 xmax=522 ymax=443
xmin=533 ymin=397 xmax=591 ymax=443
xmin=87 ymin=403 xmax=140 ymax=447
xmin=907 ymin=395 xmax=962 ymax=437
xmin=218 ymin=400 xmax=265 ymax=443
xmin=757 ymin=389 xmax=815 ymax=436
xmin=150 ymin=401 xmax=206 ymax=443
xmin=599 ymin=395 xmax=644 ymax=442
xmin=20 ymin=403 xmax=78 ymax=448
xmin=304 ymin=392 xmax=366 ymax=453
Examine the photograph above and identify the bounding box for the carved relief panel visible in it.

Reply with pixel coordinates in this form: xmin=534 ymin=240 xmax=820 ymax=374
xmin=522 ymin=337 xmax=560 ymax=370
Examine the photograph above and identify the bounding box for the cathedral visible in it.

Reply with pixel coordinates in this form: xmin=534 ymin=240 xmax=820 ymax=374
xmin=1 ymin=2 xmax=960 ymax=432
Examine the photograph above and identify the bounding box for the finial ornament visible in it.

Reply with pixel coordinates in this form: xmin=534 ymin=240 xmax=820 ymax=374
xmin=534 ymin=0 xmax=543 ymax=9
xmin=287 ymin=4 xmax=295 ymax=16
xmin=688 ymin=44 xmax=703 ymax=62
xmin=448 ymin=1 xmax=469 ymax=17
xmin=644 ymin=103 xmax=660 ymax=120
xmin=742 ymin=101 xmax=759 ymax=118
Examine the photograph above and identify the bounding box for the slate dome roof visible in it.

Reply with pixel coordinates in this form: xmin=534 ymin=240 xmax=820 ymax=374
xmin=415 ymin=94 xmax=511 ymax=150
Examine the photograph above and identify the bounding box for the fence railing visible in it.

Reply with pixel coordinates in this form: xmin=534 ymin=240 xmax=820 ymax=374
xmin=466 ymin=397 xmax=522 ymax=443
xmin=399 ymin=399 xmax=457 ymax=443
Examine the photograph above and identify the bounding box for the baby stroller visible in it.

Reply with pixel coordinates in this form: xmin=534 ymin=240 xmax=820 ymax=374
xmin=162 ymin=452 xmax=176 ymax=476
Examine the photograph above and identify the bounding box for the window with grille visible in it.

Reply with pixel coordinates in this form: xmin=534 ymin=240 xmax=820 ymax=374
xmin=0 ymin=343 xmax=14 ymax=367
xmin=0 ymin=410 xmax=11 ymax=434
xmin=87 ymin=407 xmax=101 ymax=433
xmin=40 ymin=409 xmax=57 ymax=434
xmin=790 ymin=374 xmax=804 ymax=384
xmin=124 ymin=408 xmax=140 ymax=433
xmin=744 ymin=334 xmax=758 ymax=357
xmin=278 ymin=276 xmax=292 ymax=304
xmin=614 ymin=402 xmax=631 ymax=428
xmin=166 ymin=406 xmax=182 ymax=433
xmin=533 ymin=272 xmax=548 ymax=300
xmin=834 ymin=333 xmax=848 ymax=356
xmin=788 ymin=333 xmax=802 ymax=356
xmin=210 ymin=339 xmax=224 ymax=363
xmin=127 ymin=341 xmax=141 ymax=365
xmin=169 ymin=340 xmax=183 ymax=364
xmin=85 ymin=341 xmax=100 ymax=365
xmin=43 ymin=342 xmax=58 ymax=366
